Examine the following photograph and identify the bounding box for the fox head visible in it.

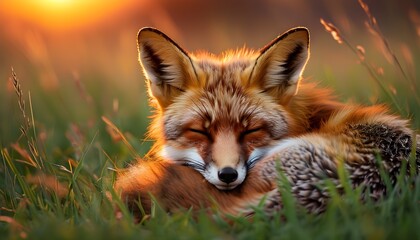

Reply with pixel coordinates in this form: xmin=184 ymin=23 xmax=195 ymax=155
xmin=137 ymin=27 xmax=310 ymax=190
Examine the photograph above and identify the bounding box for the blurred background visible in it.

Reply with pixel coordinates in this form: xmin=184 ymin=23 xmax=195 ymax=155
xmin=0 ymin=0 xmax=419 ymax=162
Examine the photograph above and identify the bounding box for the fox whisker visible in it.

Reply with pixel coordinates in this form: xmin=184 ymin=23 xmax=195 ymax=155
xmin=247 ymin=147 xmax=270 ymax=169
xmin=179 ymin=159 xmax=206 ymax=172
xmin=247 ymin=155 xmax=263 ymax=169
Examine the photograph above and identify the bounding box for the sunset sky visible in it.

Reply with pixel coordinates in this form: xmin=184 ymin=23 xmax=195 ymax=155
xmin=0 ymin=0 xmax=418 ymax=99
xmin=0 ymin=0 xmax=138 ymax=30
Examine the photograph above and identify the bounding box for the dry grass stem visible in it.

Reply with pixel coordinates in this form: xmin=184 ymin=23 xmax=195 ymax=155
xmin=72 ymin=71 xmax=93 ymax=105
xmin=320 ymin=19 xmax=343 ymax=44
xmin=26 ymin=173 xmax=68 ymax=198
xmin=10 ymin=68 xmax=43 ymax=169
xmin=0 ymin=216 xmax=27 ymax=239
xmin=320 ymin=18 xmax=404 ymax=114
xmin=358 ymin=0 xmax=417 ymax=96
xmin=11 ymin=143 xmax=38 ymax=168
xmin=11 ymin=67 xmax=30 ymax=133
xmin=102 ymin=116 xmax=140 ymax=159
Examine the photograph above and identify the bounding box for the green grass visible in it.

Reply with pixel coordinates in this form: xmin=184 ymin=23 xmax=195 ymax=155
xmin=1 ymin=136 xmax=420 ymax=240
xmin=1 ymin=1 xmax=420 ymax=239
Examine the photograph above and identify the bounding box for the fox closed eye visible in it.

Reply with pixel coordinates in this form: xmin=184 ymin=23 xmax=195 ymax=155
xmin=188 ymin=128 xmax=208 ymax=136
xmin=188 ymin=127 xmax=264 ymax=140
xmin=243 ymin=127 xmax=263 ymax=135
xmin=240 ymin=126 xmax=264 ymax=140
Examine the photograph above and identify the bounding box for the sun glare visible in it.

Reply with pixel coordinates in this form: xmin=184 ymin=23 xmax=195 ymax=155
xmin=49 ymin=0 xmax=71 ymax=3
xmin=0 ymin=0 xmax=136 ymax=31
xmin=44 ymin=0 xmax=71 ymax=5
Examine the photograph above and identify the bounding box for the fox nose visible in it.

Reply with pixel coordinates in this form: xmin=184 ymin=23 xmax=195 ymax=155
xmin=218 ymin=167 xmax=238 ymax=184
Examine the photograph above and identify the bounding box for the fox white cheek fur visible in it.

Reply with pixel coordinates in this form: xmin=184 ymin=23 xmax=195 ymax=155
xmin=160 ymin=145 xmax=206 ymax=171
xmin=162 ymin=144 xmax=248 ymax=190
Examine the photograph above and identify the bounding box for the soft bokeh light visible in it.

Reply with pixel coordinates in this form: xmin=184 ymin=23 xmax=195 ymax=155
xmin=0 ymin=0 xmax=419 ymax=145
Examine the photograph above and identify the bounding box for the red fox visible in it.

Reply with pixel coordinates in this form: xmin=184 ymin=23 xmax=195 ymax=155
xmin=114 ymin=27 xmax=419 ymax=220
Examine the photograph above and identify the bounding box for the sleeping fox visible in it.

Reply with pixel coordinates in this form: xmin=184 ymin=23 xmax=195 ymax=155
xmin=114 ymin=27 xmax=419 ymax=220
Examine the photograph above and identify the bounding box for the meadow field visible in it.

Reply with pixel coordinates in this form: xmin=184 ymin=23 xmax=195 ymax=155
xmin=0 ymin=0 xmax=419 ymax=239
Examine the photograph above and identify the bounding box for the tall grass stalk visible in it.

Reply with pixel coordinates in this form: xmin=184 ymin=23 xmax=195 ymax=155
xmin=320 ymin=18 xmax=406 ymax=115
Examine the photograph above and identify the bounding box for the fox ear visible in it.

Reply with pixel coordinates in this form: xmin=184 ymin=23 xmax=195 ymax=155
xmin=248 ymin=27 xmax=309 ymax=101
xmin=137 ymin=28 xmax=198 ymax=109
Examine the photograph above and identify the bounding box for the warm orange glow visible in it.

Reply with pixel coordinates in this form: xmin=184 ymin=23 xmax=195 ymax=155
xmin=0 ymin=0 xmax=137 ymax=30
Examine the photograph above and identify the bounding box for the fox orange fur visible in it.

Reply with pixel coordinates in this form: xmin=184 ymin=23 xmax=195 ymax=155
xmin=114 ymin=27 xmax=419 ymax=221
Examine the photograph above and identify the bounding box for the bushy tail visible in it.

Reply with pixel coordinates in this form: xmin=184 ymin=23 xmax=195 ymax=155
xmin=253 ymin=124 xmax=419 ymax=214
